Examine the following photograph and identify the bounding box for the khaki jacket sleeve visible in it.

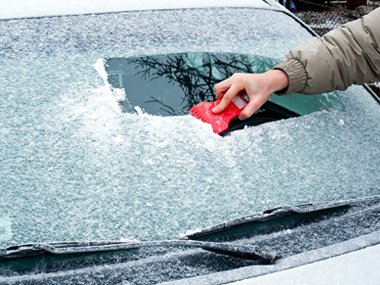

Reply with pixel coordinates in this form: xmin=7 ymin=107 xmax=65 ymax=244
xmin=275 ymin=7 xmax=380 ymax=95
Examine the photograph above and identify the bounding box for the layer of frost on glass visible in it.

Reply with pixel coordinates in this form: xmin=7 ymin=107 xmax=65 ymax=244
xmin=0 ymin=8 xmax=379 ymax=248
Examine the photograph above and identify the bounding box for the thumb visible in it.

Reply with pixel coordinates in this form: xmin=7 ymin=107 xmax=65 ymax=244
xmin=238 ymin=94 xmax=270 ymax=120
xmin=212 ymin=84 xmax=240 ymax=113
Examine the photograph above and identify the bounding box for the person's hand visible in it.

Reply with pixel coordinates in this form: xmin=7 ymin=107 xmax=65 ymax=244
xmin=212 ymin=70 xmax=289 ymax=120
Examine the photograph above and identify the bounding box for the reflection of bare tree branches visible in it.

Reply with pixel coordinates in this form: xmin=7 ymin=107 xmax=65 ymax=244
xmin=145 ymin=96 xmax=176 ymax=116
xmin=131 ymin=53 xmax=278 ymax=115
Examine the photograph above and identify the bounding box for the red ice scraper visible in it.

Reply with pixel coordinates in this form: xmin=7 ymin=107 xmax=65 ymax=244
xmin=190 ymin=95 xmax=248 ymax=135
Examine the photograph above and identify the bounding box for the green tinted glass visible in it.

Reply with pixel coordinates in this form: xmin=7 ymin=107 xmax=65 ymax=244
xmin=106 ymin=52 xmax=344 ymax=117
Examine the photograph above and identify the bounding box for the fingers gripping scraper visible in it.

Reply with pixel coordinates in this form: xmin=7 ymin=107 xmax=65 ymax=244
xmin=190 ymin=96 xmax=248 ymax=135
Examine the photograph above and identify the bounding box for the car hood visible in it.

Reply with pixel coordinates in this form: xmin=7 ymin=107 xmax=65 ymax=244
xmin=0 ymin=0 xmax=273 ymax=20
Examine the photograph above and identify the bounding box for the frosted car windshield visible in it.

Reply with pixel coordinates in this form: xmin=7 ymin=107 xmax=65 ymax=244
xmin=0 ymin=7 xmax=379 ymax=254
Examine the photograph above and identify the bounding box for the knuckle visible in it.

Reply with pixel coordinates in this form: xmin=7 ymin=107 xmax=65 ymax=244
xmin=250 ymin=102 xmax=260 ymax=113
xmin=219 ymin=98 xmax=228 ymax=108
xmin=234 ymin=75 xmax=245 ymax=85
xmin=218 ymin=102 xmax=226 ymax=109
xmin=222 ymin=96 xmax=232 ymax=104
xmin=224 ymin=93 xmax=234 ymax=100
xmin=232 ymin=73 xmax=242 ymax=81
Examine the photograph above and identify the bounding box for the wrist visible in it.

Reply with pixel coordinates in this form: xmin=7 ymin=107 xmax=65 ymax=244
xmin=264 ymin=69 xmax=289 ymax=94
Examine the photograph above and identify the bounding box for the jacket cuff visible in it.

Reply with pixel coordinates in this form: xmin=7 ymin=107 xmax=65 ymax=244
xmin=273 ymin=59 xmax=307 ymax=95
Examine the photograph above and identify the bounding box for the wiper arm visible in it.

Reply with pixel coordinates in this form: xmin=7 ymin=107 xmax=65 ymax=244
xmin=0 ymin=239 xmax=279 ymax=264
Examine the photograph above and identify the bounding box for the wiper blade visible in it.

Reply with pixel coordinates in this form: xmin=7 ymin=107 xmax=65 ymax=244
xmin=186 ymin=200 xmax=352 ymax=241
xmin=0 ymin=239 xmax=279 ymax=264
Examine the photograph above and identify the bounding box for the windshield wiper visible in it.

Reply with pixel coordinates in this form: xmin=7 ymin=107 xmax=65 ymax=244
xmin=0 ymin=239 xmax=279 ymax=264
xmin=4 ymin=200 xmax=367 ymax=265
xmin=187 ymin=200 xmax=353 ymax=241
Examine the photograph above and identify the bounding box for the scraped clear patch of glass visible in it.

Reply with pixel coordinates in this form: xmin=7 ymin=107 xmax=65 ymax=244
xmin=106 ymin=52 xmax=344 ymax=118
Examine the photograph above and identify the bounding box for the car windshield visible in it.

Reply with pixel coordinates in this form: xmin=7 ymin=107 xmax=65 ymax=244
xmin=0 ymin=7 xmax=379 ymax=249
